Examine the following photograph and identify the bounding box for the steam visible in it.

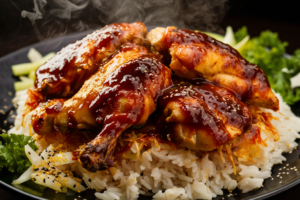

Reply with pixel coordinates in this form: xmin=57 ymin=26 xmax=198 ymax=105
xmin=21 ymin=0 xmax=228 ymax=41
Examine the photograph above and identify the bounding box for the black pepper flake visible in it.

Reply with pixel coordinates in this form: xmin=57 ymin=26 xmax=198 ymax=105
xmin=43 ymin=172 xmax=45 ymax=174
xmin=41 ymin=156 xmax=44 ymax=160
xmin=28 ymin=152 xmax=31 ymax=155
xmin=51 ymin=167 xmax=55 ymax=169
xmin=43 ymin=178 xmax=46 ymax=183
xmin=55 ymin=176 xmax=59 ymax=178
xmin=54 ymin=150 xmax=57 ymax=153
xmin=34 ymin=168 xmax=39 ymax=171
xmin=60 ymin=187 xmax=63 ymax=191
xmin=32 ymin=178 xmax=36 ymax=181
xmin=53 ymin=180 xmax=55 ymax=183
xmin=57 ymin=172 xmax=62 ymax=175
xmin=73 ymin=184 xmax=76 ymax=188
xmin=88 ymin=178 xmax=91 ymax=182
xmin=64 ymin=174 xmax=68 ymax=177
xmin=45 ymin=147 xmax=48 ymax=152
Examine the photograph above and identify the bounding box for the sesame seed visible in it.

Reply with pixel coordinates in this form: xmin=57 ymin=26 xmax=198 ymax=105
xmin=286 ymin=164 xmax=289 ymax=166
xmin=279 ymin=168 xmax=282 ymax=170
xmin=279 ymin=181 xmax=282 ymax=183
xmin=8 ymin=92 xmax=12 ymax=96
xmin=287 ymin=172 xmax=289 ymax=174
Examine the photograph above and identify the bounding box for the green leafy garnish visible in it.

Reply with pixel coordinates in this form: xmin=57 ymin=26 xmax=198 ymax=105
xmin=234 ymin=26 xmax=248 ymax=43
xmin=0 ymin=134 xmax=37 ymax=173
xmin=237 ymin=28 xmax=300 ymax=105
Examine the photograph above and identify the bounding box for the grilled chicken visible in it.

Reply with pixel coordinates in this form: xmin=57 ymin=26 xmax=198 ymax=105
xmin=158 ymin=82 xmax=252 ymax=151
xmin=147 ymin=27 xmax=279 ymax=110
xmin=31 ymin=43 xmax=172 ymax=171
xmin=35 ymin=22 xmax=147 ymax=99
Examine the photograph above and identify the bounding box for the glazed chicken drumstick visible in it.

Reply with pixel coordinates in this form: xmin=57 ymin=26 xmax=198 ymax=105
xmin=158 ymin=82 xmax=252 ymax=151
xmin=35 ymin=22 xmax=147 ymax=99
xmin=31 ymin=43 xmax=172 ymax=172
xmin=147 ymin=27 xmax=279 ymax=110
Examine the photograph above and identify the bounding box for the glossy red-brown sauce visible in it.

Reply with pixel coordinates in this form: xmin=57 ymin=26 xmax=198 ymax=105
xmin=162 ymin=29 xmax=271 ymax=101
xmin=78 ymin=55 xmax=172 ymax=171
xmin=35 ymin=23 xmax=142 ymax=100
xmin=158 ymin=82 xmax=252 ymax=145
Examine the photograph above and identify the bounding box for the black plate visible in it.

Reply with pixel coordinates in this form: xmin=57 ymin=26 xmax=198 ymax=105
xmin=1 ymin=27 xmax=300 ymax=200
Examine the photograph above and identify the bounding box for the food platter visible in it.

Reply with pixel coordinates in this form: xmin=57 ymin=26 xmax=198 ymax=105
xmin=1 ymin=26 xmax=300 ymax=200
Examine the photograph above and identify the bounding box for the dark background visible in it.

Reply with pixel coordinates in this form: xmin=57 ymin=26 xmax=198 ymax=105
xmin=1 ymin=0 xmax=300 ymax=199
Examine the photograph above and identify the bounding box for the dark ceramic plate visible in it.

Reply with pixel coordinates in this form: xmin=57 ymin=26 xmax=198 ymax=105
xmin=1 ymin=26 xmax=300 ymax=200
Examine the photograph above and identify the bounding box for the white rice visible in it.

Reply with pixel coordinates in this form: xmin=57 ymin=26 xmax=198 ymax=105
xmin=9 ymin=89 xmax=300 ymax=200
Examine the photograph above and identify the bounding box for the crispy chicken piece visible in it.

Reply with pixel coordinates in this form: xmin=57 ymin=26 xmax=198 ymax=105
xmin=158 ymin=82 xmax=252 ymax=151
xmin=32 ymin=43 xmax=149 ymax=135
xmin=147 ymin=27 xmax=279 ymax=110
xmin=31 ymin=43 xmax=172 ymax=171
xmin=35 ymin=22 xmax=147 ymax=99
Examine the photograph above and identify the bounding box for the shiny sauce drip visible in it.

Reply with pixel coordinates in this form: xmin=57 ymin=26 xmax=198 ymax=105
xmin=159 ymin=83 xmax=252 ymax=145
xmin=35 ymin=23 xmax=128 ymax=99
xmin=76 ymin=55 xmax=169 ymax=139
xmin=164 ymin=29 xmax=270 ymax=101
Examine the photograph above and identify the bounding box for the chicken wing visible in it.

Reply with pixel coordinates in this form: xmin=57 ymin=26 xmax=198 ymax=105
xmin=158 ymin=82 xmax=252 ymax=151
xmin=35 ymin=22 xmax=147 ymax=99
xmin=147 ymin=27 xmax=279 ymax=110
xmin=31 ymin=43 xmax=172 ymax=171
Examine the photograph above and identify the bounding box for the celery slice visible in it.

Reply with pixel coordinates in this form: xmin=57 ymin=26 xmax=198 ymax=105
xmin=222 ymin=26 xmax=236 ymax=46
xmin=14 ymin=80 xmax=34 ymax=91
xmin=29 ymin=70 xmax=36 ymax=80
xmin=27 ymin=48 xmax=43 ymax=62
xmin=203 ymin=32 xmax=224 ymax=41
xmin=233 ymin=35 xmax=250 ymax=52
xmin=12 ymin=52 xmax=55 ymax=76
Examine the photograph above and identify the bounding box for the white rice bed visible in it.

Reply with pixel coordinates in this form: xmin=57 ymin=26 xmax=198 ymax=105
xmin=10 ymin=90 xmax=300 ymax=200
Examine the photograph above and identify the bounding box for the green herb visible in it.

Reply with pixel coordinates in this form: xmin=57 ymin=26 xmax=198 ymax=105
xmin=234 ymin=26 xmax=248 ymax=43
xmin=0 ymin=134 xmax=37 ymax=173
xmin=237 ymin=28 xmax=300 ymax=105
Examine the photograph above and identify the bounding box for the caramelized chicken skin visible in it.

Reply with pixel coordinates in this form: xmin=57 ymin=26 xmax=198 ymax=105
xmin=32 ymin=43 xmax=172 ymax=171
xmin=35 ymin=22 xmax=147 ymax=99
xmin=32 ymin=43 xmax=149 ymax=135
xmin=158 ymin=82 xmax=252 ymax=151
xmin=147 ymin=27 xmax=279 ymax=110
